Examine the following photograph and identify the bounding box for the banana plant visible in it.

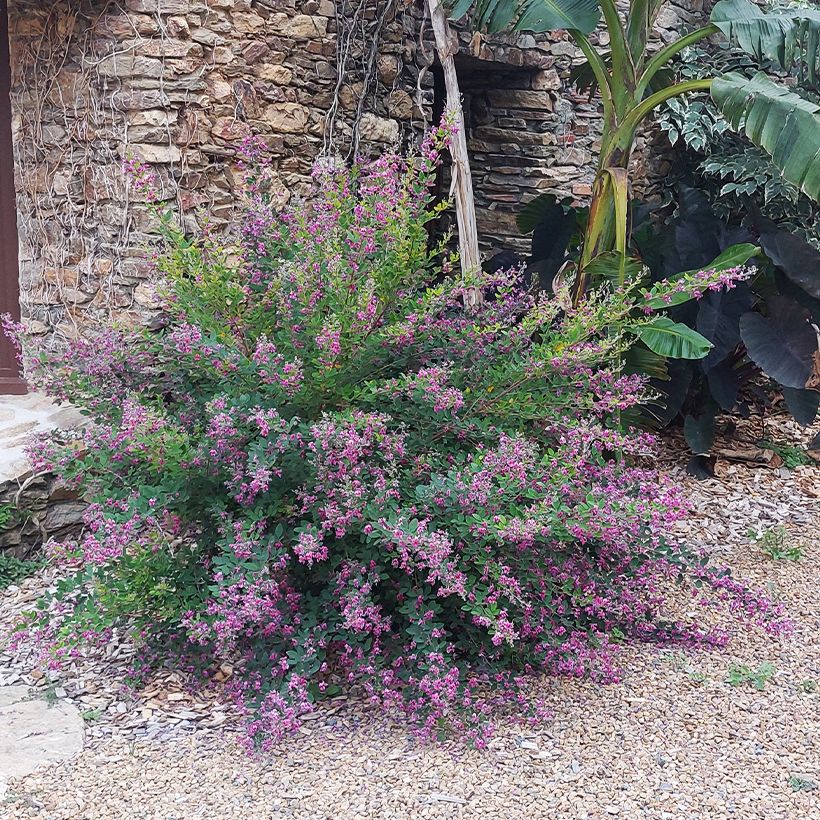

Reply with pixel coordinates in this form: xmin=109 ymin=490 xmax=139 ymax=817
xmin=449 ymin=0 xmax=820 ymax=305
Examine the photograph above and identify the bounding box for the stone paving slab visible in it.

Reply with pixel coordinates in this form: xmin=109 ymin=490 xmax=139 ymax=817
xmin=0 ymin=686 xmax=84 ymax=799
xmin=0 ymin=394 xmax=84 ymax=483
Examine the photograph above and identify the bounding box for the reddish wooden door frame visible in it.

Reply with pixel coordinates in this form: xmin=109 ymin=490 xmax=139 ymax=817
xmin=0 ymin=0 xmax=25 ymax=394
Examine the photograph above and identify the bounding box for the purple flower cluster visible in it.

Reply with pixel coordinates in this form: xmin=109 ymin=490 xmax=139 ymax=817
xmin=641 ymin=264 xmax=754 ymax=313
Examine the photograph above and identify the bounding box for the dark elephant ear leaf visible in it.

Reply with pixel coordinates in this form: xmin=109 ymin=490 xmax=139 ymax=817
xmin=739 ymin=299 xmax=819 ymax=389
xmin=782 ymin=387 xmax=820 ymax=426
xmin=759 ymin=226 xmax=820 ymax=300
xmin=706 ymin=361 xmax=740 ymax=411
xmin=668 ymin=214 xmax=722 ymax=275
xmin=696 ymin=284 xmax=755 ymax=371
xmin=662 ymin=187 xmax=754 ymax=276
xmin=810 ymin=430 xmax=820 ymax=463
xmin=520 ymin=194 xmax=578 ymax=288
xmin=684 ymin=410 xmax=717 ymax=454
xmin=518 ymin=193 xmax=574 ymax=236
xmin=652 ymin=358 xmax=693 ymax=426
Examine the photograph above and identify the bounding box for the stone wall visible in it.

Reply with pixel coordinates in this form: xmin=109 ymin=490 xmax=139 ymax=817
xmin=8 ymin=0 xmax=707 ymax=341
xmin=0 ymin=472 xmax=85 ymax=558
xmin=0 ymin=394 xmax=86 ymax=558
xmin=8 ymin=0 xmax=416 ymax=340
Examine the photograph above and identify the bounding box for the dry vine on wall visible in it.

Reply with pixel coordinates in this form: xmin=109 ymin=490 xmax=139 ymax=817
xmin=10 ymin=0 xmax=438 ymax=346
xmin=9 ymin=0 xmax=199 ymax=342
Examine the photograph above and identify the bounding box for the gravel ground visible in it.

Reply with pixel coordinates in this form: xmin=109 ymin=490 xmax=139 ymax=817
xmin=1 ymin=418 xmax=818 ymax=819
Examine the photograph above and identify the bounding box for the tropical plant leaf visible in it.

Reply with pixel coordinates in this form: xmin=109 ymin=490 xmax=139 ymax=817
xmin=711 ymin=0 xmax=820 ymax=84
xmin=570 ymin=56 xmax=611 ymax=97
xmin=520 ymin=194 xmax=579 ymax=291
xmin=711 ymin=72 xmax=820 ymax=202
xmin=686 ymin=454 xmax=717 ymax=479
xmin=517 ymin=193 xmax=575 ymax=235
xmin=757 ymin=224 xmax=820 ymax=300
xmin=706 ymin=360 xmax=740 ymax=411
xmin=625 ymin=341 xmax=669 ymax=381
xmin=690 ymin=243 xmax=760 ymax=274
xmin=773 ymin=267 xmax=820 ymax=327
xmin=684 ymin=409 xmax=717 ymax=454
xmin=571 ymin=56 xmax=675 ymax=99
xmin=782 ymin=386 xmax=820 ymax=426
xmin=585 ymin=252 xmax=646 ymax=288
xmin=739 ymin=298 xmax=819 ymax=388
xmin=632 ymin=317 xmax=713 ymax=360
xmin=651 ymin=357 xmax=693 ymax=425
xmin=696 ymin=282 xmax=755 ymax=371
xmin=626 ymin=0 xmax=668 ymax=63
xmin=660 ymin=188 xmax=755 ymax=276
xmin=448 ymin=0 xmax=600 ymax=34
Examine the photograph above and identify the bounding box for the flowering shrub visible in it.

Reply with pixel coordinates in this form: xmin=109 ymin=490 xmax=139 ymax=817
xmin=7 ymin=126 xmax=786 ymax=748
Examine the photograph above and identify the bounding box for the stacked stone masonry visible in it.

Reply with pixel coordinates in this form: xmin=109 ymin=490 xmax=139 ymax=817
xmin=8 ymin=0 xmax=706 ymax=339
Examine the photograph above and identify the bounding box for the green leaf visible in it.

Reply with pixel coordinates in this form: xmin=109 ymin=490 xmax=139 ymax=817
xmin=711 ymin=0 xmax=820 ymax=83
xmin=631 ymin=317 xmax=713 ymax=359
xmin=711 ymin=72 xmax=820 ymax=202
xmin=684 ymin=410 xmax=717 ymax=454
xmin=447 ymin=0 xmax=600 ymax=35
xmin=625 ymin=341 xmax=669 ymax=381
xmin=585 ymin=251 xmax=646 ymax=288
xmin=516 ymin=192 xmax=574 ymax=234
xmin=684 ymin=243 xmax=760 ymax=276
xmin=626 ymin=0 xmax=667 ymax=62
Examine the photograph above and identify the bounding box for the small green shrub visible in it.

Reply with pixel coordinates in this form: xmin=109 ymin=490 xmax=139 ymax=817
xmin=727 ymin=661 xmax=775 ymax=690
xmin=751 ymin=526 xmax=804 ymax=562
xmin=0 ymin=503 xmax=12 ymax=530
xmin=799 ymin=679 xmax=816 ymax=694
xmin=759 ymin=440 xmax=812 ymax=470
xmin=665 ymin=651 xmax=707 ymax=685
xmin=789 ymin=774 xmax=818 ymax=792
xmin=40 ymin=684 xmax=59 ymax=707
xmin=0 ymin=554 xmax=41 ymax=591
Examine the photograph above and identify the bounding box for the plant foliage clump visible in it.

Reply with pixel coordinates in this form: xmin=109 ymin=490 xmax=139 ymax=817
xmin=6 ymin=130 xmax=787 ymax=748
xmin=0 ymin=554 xmax=41 ymax=591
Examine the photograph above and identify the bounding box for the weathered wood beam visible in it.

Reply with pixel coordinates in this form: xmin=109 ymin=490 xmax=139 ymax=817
xmin=427 ymin=0 xmax=483 ymax=306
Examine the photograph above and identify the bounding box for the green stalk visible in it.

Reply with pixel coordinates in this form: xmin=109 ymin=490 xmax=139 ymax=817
xmin=636 ymin=25 xmax=719 ymax=98
xmin=611 ymin=78 xmax=714 ymax=153
xmin=626 ymin=0 xmax=665 ymax=63
xmin=575 ymin=78 xmax=713 ymax=305
xmin=598 ymin=0 xmax=637 ymax=116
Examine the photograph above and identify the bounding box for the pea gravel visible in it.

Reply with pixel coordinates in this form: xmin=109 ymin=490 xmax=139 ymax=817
xmin=2 ymin=419 xmax=818 ymax=820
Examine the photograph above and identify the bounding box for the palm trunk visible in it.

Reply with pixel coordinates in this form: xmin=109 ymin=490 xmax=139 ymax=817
xmin=427 ymin=0 xmax=483 ymax=306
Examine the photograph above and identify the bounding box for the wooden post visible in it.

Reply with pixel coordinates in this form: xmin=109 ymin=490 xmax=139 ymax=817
xmin=427 ymin=0 xmax=483 ymax=306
